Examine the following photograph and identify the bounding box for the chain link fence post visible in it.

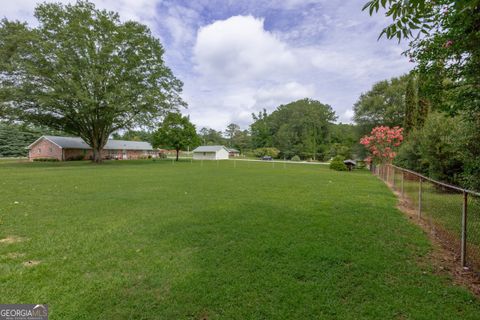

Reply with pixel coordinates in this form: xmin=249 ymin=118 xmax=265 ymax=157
xmin=401 ymin=170 xmax=404 ymax=197
xmin=370 ymin=164 xmax=480 ymax=272
xmin=461 ymin=191 xmax=468 ymax=267
xmin=392 ymin=166 xmax=395 ymax=188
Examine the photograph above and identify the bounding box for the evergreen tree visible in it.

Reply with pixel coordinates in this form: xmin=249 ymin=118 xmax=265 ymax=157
xmin=416 ymin=74 xmax=430 ymax=128
xmin=403 ymin=74 xmax=417 ymax=135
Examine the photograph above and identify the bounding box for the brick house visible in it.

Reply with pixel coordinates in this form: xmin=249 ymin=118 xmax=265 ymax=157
xmin=28 ymin=135 xmax=157 ymax=161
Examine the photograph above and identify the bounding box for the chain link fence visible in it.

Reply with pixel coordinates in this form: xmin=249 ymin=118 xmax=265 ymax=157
xmin=372 ymin=164 xmax=480 ymax=272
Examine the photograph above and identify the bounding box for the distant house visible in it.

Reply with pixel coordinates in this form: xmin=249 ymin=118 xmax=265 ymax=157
xmin=192 ymin=145 xmax=229 ymax=160
xmin=228 ymin=148 xmax=240 ymax=157
xmin=28 ymin=135 xmax=157 ymax=161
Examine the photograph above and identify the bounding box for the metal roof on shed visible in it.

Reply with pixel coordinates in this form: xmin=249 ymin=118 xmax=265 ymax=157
xmin=30 ymin=136 xmax=153 ymax=150
xmin=192 ymin=145 xmax=229 ymax=152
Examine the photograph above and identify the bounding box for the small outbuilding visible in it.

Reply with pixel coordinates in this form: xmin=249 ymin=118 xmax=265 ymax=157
xmin=228 ymin=148 xmax=240 ymax=157
xmin=192 ymin=145 xmax=229 ymax=160
xmin=343 ymin=159 xmax=357 ymax=171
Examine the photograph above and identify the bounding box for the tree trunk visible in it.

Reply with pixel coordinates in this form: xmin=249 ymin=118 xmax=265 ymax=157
xmin=176 ymin=149 xmax=179 ymax=161
xmin=93 ymin=146 xmax=103 ymax=163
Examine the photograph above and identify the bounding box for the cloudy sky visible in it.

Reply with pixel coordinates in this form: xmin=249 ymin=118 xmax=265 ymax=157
xmin=1 ymin=0 xmax=412 ymax=131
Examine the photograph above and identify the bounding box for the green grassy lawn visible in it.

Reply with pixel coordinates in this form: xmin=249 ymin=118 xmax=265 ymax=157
xmin=1 ymin=160 xmax=479 ymax=319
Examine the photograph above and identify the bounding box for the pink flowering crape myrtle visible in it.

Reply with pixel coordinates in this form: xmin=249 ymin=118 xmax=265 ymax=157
xmin=360 ymin=126 xmax=403 ymax=164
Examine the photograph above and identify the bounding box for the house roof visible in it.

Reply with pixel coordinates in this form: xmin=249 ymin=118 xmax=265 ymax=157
xmin=29 ymin=136 xmax=153 ymax=150
xmin=228 ymin=148 xmax=240 ymax=153
xmin=192 ymin=145 xmax=229 ymax=153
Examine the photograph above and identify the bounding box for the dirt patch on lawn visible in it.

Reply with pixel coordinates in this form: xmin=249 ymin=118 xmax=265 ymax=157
xmin=394 ymin=191 xmax=480 ymax=297
xmin=22 ymin=260 xmax=41 ymax=267
xmin=4 ymin=252 xmax=26 ymax=259
xmin=0 ymin=236 xmax=26 ymax=244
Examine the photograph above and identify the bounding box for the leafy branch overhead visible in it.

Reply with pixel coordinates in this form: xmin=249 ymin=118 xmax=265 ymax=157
xmin=363 ymin=0 xmax=480 ymax=115
xmin=0 ymin=0 xmax=184 ymax=162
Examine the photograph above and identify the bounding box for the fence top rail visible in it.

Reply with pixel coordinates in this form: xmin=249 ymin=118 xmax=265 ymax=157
xmin=388 ymin=164 xmax=480 ymax=197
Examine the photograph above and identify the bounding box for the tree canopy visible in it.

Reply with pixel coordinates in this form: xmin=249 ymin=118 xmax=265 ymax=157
xmin=363 ymin=0 xmax=480 ymax=115
xmin=0 ymin=0 xmax=183 ymax=162
xmin=198 ymin=127 xmax=225 ymax=146
xmin=250 ymin=98 xmax=336 ymax=160
xmin=353 ymin=75 xmax=409 ymax=135
xmin=153 ymin=113 xmax=199 ymax=161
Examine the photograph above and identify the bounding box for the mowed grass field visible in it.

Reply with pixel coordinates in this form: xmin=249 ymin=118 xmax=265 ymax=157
xmin=0 ymin=159 xmax=479 ymax=319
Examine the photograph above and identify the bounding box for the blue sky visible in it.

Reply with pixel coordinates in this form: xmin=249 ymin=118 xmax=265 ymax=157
xmin=1 ymin=0 xmax=413 ymax=131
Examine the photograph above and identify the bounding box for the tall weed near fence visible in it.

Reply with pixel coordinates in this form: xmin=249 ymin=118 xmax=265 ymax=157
xmin=373 ymin=164 xmax=480 ymax=272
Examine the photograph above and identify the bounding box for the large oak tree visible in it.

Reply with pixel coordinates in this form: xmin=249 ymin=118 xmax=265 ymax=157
xmin=0 ymin=1 xmax=183 ymax=162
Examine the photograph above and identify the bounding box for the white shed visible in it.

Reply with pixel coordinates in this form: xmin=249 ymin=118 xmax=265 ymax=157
xmin=192 ymin=145 xmax=229 ymax=160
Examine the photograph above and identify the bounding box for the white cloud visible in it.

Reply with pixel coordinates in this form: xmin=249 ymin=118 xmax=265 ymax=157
xmin=340 ymin=109 xmax=355 ymax=123
xmin=193 ymin=16 xmax=297 ymax=82
xmin=254 ymin=82 xmax=314 ymax=107
xmin=186 ymin=13 xmax=411 ymax=129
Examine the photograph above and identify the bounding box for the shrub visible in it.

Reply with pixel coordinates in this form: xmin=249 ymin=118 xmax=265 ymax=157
xmin=67 ymin=155 xmax=85 ymax=161
xmin=356 ymin=161 xmax=366 ymax=169
xmin=329 ymin=156 xmax=347 ymax=171
xmin=291 ymin=155 xmax=301 ymax=161
xmin=33 ymin=158 xmax=59 ymax=162
xmin=396 ymin=112 xmax=466 ymax=186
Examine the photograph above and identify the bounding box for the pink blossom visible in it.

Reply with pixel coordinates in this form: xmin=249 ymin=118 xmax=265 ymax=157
xmin=359 ymin=126 xmax=403 ymax=164
xmin=444 ymin=40 xmax=453 ymax=48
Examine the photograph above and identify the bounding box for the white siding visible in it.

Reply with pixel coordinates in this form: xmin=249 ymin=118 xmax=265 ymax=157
xmin=193 ymin=152 xmax=216 ymax=160
xmin=193 ymin=149 xmax=229 ymax=160
xmin=215 ymin=148 xmax=229 ymax=160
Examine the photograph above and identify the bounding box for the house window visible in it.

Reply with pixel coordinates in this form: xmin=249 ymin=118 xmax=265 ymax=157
xmin=49 ymin=147 xmax=53 ymax=153
xmin=203 ymin=152 xmax=206 ymax=156
xmin=38 ymin=148 xmax=41 ymax=154
xmin=82 ymin=149 xmax=87 ymax=155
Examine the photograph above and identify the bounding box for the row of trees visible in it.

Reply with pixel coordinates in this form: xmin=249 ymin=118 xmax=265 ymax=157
xmin=249 ymin=98 xmax=358 ymax=160
xmin=356 ymin=69 xmax=480 ymax=190
xmin=1 ymin=97 xmax=361 ymax=162
xmin=123 ymin=99 xmax=358 ymax=162
xmin=360 ymin=0 xmax=480 ymax=191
